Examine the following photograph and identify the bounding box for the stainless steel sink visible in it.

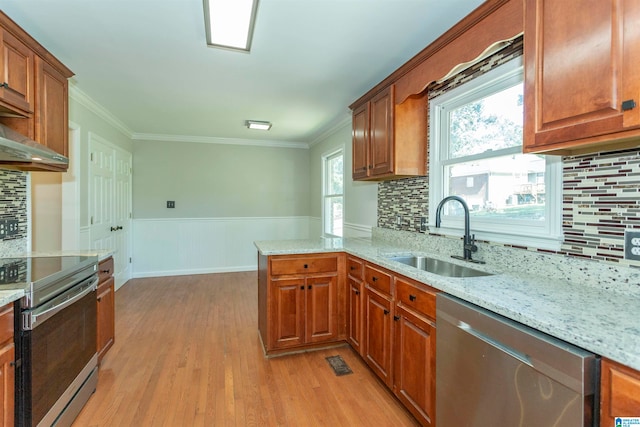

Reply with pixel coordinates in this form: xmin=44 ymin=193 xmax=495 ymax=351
xmin=387 ymin=255 xmax=492 ymax=278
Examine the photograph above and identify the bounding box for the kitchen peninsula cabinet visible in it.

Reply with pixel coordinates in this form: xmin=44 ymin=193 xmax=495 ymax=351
xmin=0 ymin=11 xmax=73 ymax=170
xmin=258 ymin=253 xmax=346 ymax=355
xmin=97 ymin=256 xmax=115 ymax=363
xmin=524 ymin=0 xmax=640 ymax=155
xmin=350 ymin=84 xmax=427 ymax=181
xmin=0 ymin=303 xmax=14 ymax=427
xmin=600 ymin=358 xmax=640 ymax=426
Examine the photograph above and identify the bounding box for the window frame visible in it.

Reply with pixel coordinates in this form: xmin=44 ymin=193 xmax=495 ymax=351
xmin=428 ymin=57 xmax=563 ymax=250
xmin=322 ymin=148 xmax=344 ymax=238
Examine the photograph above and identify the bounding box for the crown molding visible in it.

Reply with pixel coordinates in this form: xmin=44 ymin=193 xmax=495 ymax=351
xmin=308 ymin=114 xmax=351 ymax=147
xmin=131 ymin=132 xmax=310 ymax=149
xmin=69 ymin=83 xmax=134 ymax=139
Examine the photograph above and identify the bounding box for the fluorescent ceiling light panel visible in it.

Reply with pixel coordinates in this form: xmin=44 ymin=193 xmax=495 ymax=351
xmin=203 ymin=0 xmax=258 ymax=52
xmin=246 ymin=120 xmax=272 ymax=130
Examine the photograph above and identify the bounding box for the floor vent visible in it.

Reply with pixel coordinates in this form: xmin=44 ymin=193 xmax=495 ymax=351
xmin=325 ymin=355 xmax=353 ymax=376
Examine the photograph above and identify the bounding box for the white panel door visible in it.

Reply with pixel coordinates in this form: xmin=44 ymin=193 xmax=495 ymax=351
xmin=89 ymin=137 xmax=114 ymax=252
xmin=113 ymin=148 xmax=132 ymax=287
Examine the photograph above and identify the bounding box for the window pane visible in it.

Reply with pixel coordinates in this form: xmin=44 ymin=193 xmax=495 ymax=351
xmin=324 ymin=196 xmax=343 ymax=237
xmin=327 ymin=154 xmax=343 ymax=195
xmin=444 ymin=154 xmax=545 ymax=221
xmin=449 ymin=83 xmax=523 ymax=158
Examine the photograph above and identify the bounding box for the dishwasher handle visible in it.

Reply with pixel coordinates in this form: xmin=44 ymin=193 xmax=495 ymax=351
xmin=458 ymin=320 xmax=533 ymax=367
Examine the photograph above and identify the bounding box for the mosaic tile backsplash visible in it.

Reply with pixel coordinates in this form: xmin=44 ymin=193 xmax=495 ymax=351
xmin=0 ymin=169 xmax=28 ymax=255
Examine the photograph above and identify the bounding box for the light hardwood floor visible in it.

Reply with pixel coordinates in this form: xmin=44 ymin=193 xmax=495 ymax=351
xmin=73 ymin=271 xmax=420 ymax=427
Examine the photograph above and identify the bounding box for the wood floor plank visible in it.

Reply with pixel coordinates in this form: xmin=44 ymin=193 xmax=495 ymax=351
xmin=73 ymin=272 xmax=420 ymax=427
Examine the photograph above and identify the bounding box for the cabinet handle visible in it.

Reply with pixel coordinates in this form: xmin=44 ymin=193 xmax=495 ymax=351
xmin=300 ymin=286 xmax=304 ymax=290
xmin=409 ymin=294 xmax=417 ymax=302
xmin=0 ymin=83 xmax=8 ymax=89
xmin=97 ymin=297 xmax=102 ymax=302
xmin=308 ymin=285 xmax=312 ymax=290
xmin=383 ymin=309 xmax=389 ymax=315
xmin=355 ymin=290 xmax=360 ymax=295
xmin=303 ymin=264 xmax=308 ymax=269
xmin=622 ymin=99 xmax=637 ymax=111
xmin=393 ymin=315 xmax=400 ymax=321
xmin=372 ymin=276 xmax=378 ymax=282
xmin=100 ymin=269 xmax=110 ymax=274
xmin=350 ymin=266 xmax=355 ymax=270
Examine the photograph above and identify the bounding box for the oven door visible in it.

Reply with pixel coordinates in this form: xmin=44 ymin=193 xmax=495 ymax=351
xmin=18 ymin=276 xmax=98 ymax=427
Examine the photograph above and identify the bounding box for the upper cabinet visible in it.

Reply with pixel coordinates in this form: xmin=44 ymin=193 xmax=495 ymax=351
xmin=523 ymin=0 xmax=640 ymax=155
xmin=0 ymin=28 xmax=34 ymax=115
xmin=350 ymin=85 xmax=427 ymax=181
xmin=0 ymin=11 xmax=74 ymax=170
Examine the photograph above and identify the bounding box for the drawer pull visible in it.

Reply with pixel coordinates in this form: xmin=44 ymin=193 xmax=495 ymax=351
xmin=303 ymin=264 xmax=308 ymax=269
xmin=350 ymin=266 xmax=355 ymax=270
xmin=409 ymin=294 xmax=417 ymax=302
xmin=372 ymin=276 xmax=378 ymax=282
xmin=100 ymin=269 xmax=111 ymax=274
xmin=308 ymin=285 xmax=312 ymax=290
xmin=393 ymin=315 xmax=400 ymax=321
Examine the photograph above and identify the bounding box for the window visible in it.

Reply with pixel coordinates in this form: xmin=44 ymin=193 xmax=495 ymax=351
xmin=323 ymin=149 xmax=343 ymax=237
xmin=429 ymin=57 xmax=562 ymax=249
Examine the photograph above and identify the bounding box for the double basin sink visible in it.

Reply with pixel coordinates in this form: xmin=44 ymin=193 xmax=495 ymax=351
xmin=387 ymin=255 xmax=492 ymax=278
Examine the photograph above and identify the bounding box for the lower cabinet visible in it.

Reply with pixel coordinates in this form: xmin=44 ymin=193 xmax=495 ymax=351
xmin=97 ymin=257 xmax=115 ymax=363
xmin=258 ymin=253 xmax=346 ymax=355
xmin=601 ymin=358 xmax=640 ymax=426
xmin=0 ymin=303 xmax=14 ymax=427
xmin=364 ymin=287 xmax=394 ymax=386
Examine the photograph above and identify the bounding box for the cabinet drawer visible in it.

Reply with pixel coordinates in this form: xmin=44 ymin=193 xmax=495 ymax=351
xmin=347 ymin=256 xmax=363 ymax=280
xmin=395 ymin=277 xmax=436 ymax=320
xmin=365 ymin=264 xmax=392 ymax=296
xmin=0 ymin=303 xmax=13 ymax=345
xmin=98 ymin=257 xmax=114 ymax=283
xmin=270 ymin=256 xmax=338 ymax=276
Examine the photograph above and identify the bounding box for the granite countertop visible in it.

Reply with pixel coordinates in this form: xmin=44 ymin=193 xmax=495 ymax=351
xmin=255 ymin=237 xmax=640 ymax=372
xmin=0 ymin=289 xmax=24 ymax=306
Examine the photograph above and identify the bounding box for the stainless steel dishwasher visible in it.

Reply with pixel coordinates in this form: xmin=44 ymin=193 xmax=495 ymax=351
xmin=436 ymin=294 xmax=599 ymax=427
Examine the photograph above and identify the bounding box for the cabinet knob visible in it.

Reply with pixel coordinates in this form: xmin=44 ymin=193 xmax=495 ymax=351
xmin=100 ymin=269 xmax=110 ymax=274
xmin=393 ymin=315 xmax=400 ymax=321
xmin=372 ymin=276 xmax=378 ymax=282
xmin=355 ymin=290 xmax=360 ymax=295
xmin=409 ymin=294 xmax=417 ymax=302
xmin=383 ymin=309 xmax=389 ymax=315
xmin=622 ymin=99 xmax=637 ymax=111
xmin=303 ymin=264 xmax=308 ymax=269
xmin=308 ymin=285 xmax=312 ymax=290
xmin=350 ymin=266 xmax=355 ymax=270
xmin=300 ymin=286 xmax=304 ymax=290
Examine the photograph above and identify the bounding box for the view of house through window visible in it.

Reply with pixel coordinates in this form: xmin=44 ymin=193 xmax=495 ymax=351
xmin=430 ymin=57 xmax=561 ymax=247
xmin=323 ymin=150 xmax=343 ymax=237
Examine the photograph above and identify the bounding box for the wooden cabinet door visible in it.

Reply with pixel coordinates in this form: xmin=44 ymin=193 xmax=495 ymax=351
xmin=524 ymin=0 xmax=640 ymax=152
xmin=347 ymin=276 xmax=363 ymax=355
xmin=35 ymin=56 xmax=68 ymax=157
xmin=0 ymin=340 xmax=14 ymax=427
xmin=364 ymin=287 xmax=393 ymax=386
xmin=97 ymin=276 xmax=115 ymax=363
xmin=369 ymin=86 xmax=394 ymax=177
xmin=394 ymin=305 xmax=435 ymax=427
xmin=600 ymin=358 xmax=640 ymax=426
xmin=352 ymin=102 xmax=369 ymax=180
xmin=0 ymin=29 xmax=33 ymax=115
xmin=305 ymin=275 xmax=338 ymax=344
xmin=269 ymin=278 xmax=305 ymax=349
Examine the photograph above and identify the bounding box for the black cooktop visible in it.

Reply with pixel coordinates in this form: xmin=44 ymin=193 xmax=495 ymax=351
xmin=0 ymin=256 xmax=97 ymax=286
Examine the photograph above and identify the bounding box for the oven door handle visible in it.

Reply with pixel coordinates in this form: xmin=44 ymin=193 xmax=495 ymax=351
xmin=23 ymin=275 xmax=98 ymax=330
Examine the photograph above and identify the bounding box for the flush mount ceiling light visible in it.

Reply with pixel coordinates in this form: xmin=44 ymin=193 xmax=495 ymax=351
xmin=203 ymin=0 xmax=259 ymax=52
xmin=246 ymin=120 xmax=272 ymax=130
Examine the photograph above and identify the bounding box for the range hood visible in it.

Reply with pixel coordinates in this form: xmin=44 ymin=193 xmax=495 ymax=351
xmin=0 ymin=123 xmax=68 ymax=170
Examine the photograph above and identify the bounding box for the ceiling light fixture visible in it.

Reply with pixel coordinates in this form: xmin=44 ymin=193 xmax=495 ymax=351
xmin=246 ymin=120 xmax=272 ymax=130
xmin=203 ymin=0 xmax=259 ymax=52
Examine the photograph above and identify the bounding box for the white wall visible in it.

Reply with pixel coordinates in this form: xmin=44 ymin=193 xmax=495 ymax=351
xmin=308 ymin=120 xmax=377 ymax=238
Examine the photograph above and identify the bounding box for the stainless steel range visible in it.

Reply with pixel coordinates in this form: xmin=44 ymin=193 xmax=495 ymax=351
xmin=0 ymin=255 xmax=99 ymax=427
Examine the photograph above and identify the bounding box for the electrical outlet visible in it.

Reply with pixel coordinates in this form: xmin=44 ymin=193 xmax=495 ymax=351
xmin=167 ymin=201 xmax=175 ymax=209
xmin=420 ymin=217 xmax=427 ymax=232
xmin=5 ymin=219 xmax=18 ymax=236
xmin=396 ymin=215 xmax=403 ymax=226
xmin=624 ymin=230 xmax=640 ymax=261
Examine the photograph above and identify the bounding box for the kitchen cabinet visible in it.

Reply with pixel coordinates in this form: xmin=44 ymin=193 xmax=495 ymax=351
xmin=258 ymin=253 xmax=346 ymax=355
xmin=393 ymin=277 xmax=436 ymax=427
xmin=0 ymin=28 xmax=34 ymax=115
xmin=97 ymin=256 xmax=115 ymax=363
xmin=600 ymin=358 xmax=640 ymax=426
xmin=0 ymin=11 xmax=73 ymax=170
xmin=0 ymin=303 xmax=14 ymax=427
xmin=347 ymin=256 xmax=364 ymax=355
xmin=363 ymin=264 xmax=393 ymax=386
xmin=523 ymin=0 xmax=640 ymax=155
xmin=350 ymin=84 xmax=427 ymax=181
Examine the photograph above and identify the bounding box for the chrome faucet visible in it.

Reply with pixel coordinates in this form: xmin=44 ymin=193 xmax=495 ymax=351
xmin=435 ymin=195 xmax=484 ymax=264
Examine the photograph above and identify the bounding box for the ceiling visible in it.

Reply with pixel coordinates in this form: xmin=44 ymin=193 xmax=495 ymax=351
xmin=2 ymin=0 xmax=485 ymax=147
